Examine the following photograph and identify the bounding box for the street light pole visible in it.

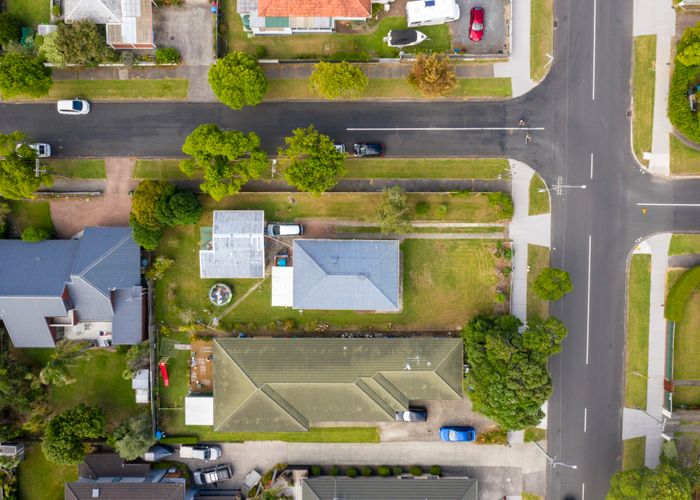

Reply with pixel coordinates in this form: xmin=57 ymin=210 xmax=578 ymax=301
xmin=533 ymin=441 xmax=579 ymax=470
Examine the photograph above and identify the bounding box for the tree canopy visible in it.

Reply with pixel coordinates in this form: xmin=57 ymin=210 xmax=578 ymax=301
xmin=278 ymin=125 xmax=345 ymax=194
xmin=0 ymin=131 xmax=27 ymax=156
xmin=180 ymin=124 xmax=268 ymax=201
xmin=55 ymin=20 xmax=113 ymax=66
xmin=608 ymin=463 xmax=696 ymax=500
xmin=111 ymin=414 xmax=154 ymax=461
xmin=155 ymin=183 xmax=202 ymax=225
xmin=21 ymin=226 xmax=51 ymax=242
xmin=677 ymin=24 xmax=700 ymax=67
xmin=409 ymin=54 xmax=457 ymax=97
xmin=309 ymin=61 xmax=369 ymax=99
xmin=0 ymin=14 xmax=20 ymax=46
xmin=375 ymin=185 xmax=411 ymax=234
xmin=0 ymin=151 xmax=53 ymax=200
xmin=42 ymin=404 xmax=105 ymax=464
xmin=0 ymin=52 xmax=52 ymax=98
xmin=208 ymin=52 xmax=268 ymax=109
xmin=131 ymin=180 xmax=169 ymax=230
xmin=533 ymin=267 xmax=573 ymax=301
xmin=462 ymin=315 xmax=568 ymax=430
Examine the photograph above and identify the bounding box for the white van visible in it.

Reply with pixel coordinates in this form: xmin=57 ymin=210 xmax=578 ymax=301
xmin=266 ymin=223 xmax=303 ymax=237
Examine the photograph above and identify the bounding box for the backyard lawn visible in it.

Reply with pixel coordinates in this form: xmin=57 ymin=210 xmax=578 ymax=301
xmin=632 ymin=36 xmax=656 ymax=166
xmin=625 ymin=254 xmax=651 ymax=409
xmin=265 ymin=77 xmax=512 ymax=100
xmin=528 ymin=174 xmax=550 ymax=215
xmin=224 ymin=6 xmax=450 ymax=59
xmin=669 ymin=233 xmax=700 ymax=255
xmin=6 ymin=0 xmax=49 ymax=27
xmin=527 ymin=245 xmax=550 ymax=320
xmin=670 ymin=135 xmax=700 ymax=175
xmin=18 ymin=444 xmax=77 ymax=500
xmin=530 ymin=0 xmax=554 ymax=81
xmin=622 ymin=437 xmax=646 ymax=471
xmin=670 ymin=268 xmax=700 ymax=406
xmin=6 ymin=200 xmax=53 ymax=236
xmin=45 ymin=159 xmax=106 ymax=179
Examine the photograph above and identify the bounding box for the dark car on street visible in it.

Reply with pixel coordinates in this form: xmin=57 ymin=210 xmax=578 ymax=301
xmin=395 ymin=407 xmax=428 ymax=422
xmin=353 ymin=143 xmax=384 ymax=157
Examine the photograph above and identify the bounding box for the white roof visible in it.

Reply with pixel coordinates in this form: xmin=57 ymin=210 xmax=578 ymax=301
xmin=37 ymin=24 xmax=58 ymax=35
xmin=271 ymin=266 xmax=294 ymax=307
xmin=406 ymin=0 xmax=460 ymax=24
xmin=131 ymin=369 xmax=149 ymax=389
xmin=200 ymin=211 xmax=265 ymax=279
xmin=185 ymin=395 xmax=214 ymax=426
xmin=135 ymin=389 xmax=149 ymax=404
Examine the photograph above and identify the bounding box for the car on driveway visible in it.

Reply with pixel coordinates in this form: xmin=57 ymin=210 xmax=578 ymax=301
xmin=266 ymin=223 xmax=303 ymax=237
xmin=469 ymin=7 xmax=485 ymax=42
xmin=16 ymin=143 xmax=51 ymax=157
xmin=57 ymin=99 xmax=90 ymax=115
xmin=395 ymin=407 xmax=428 ymax=422
xmin=193 ymin=464 xmax=233 ymax=485
xmin=353 ymin=143 xmax=384 ymax=157
xmin=439 ymin=425 xmax=477 ymax=442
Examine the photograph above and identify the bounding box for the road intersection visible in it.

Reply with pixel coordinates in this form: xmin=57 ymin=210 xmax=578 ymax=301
xmin=2 ymin=0 xmax=700 ymax=497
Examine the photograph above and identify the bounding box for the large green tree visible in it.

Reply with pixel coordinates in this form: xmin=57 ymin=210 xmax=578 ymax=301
xmin=111 ymin=414 xmax=153 ymax=461
xmin=41 ymin=404 xmax=105 ymax=464
xmin=0 ymin=13 xmax=20 ymax=46
xmin=462 ymin=315 xmax=568 ymax=430
xmin=309 ymin=61 xmax=368 ymax=99
xmin=55 ymin=20 xmax=113 ymax=66
xmin=181 ymin=124 xmax=268 ymax=201
xmin=0 ymin=52 xmax=52 ymax=98
xmin=155 ymin=183 xmax=202 ymax=226
xmin=375 ymin=185 xmax=411 ymax=234
xmin=0 ymin=151 xmax=53 ymax=200
xmin=676 ymin=24 xmax=700 ymax=67
xmin=208 ymin=52 xmax=268 ymax=109
xmin=409 ymin=53 xmax=457 ymax=97
xmin=608 ymin=463 xmax=696 ymax=500
xmin=533 ymin=267 xmax=572 ymax=301
xmin=278 ymin=125 xmax=345 ymax=194
xmin=0 ymin=131 xmax=27 ymax=156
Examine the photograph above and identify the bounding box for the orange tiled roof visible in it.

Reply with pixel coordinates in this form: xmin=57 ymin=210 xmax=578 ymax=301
xmin=258 ymin=0 xmax=371 ymax=18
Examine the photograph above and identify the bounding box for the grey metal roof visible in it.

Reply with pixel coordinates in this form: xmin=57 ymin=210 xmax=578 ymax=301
xmin=199 ymin=211 xmax=265 ymax=279
xmin=64 ymin=0 xmax=121 ymax=23
xmin=0 ymin=227 xmax=142 ymax=348
xmin=65 ymin=481 xmax=185 ymax=500
xmin=111 ymin=286 xmax=144 ymax=345
xmin=302 ymin=477 xmax=478 ymax=500
xmin=78 ymin=453 xmax=150 ymax=480
xmin=292 ymin=239 xmax=400 ymax=311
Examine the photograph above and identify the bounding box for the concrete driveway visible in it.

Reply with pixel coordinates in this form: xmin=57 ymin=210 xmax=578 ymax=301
xmin=451 ymin=0 xmax=508 ymax=55
xmin=153 ymin=2 xmax=214 ymax=65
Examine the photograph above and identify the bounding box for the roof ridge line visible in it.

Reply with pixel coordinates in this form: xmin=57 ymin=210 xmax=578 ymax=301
xmin=78 ymin=231 xmax=131 ymax=279
xmin=433 ymin=340 xmax=465 ymax=398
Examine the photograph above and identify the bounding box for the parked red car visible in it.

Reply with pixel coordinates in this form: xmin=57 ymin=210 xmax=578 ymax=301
xmin=469 ymin=7 xmax=485 ymax=42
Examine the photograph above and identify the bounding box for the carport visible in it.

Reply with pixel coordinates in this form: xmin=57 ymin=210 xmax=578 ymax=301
xmin=271 ymin=266 xmax=294 ymax=307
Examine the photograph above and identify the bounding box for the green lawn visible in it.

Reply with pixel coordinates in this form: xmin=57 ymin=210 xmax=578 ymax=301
xmin=528 ymin=174 xmax=550 ymax=215
xmin=622 ymin=437 xmax=646 ymax=471
xmin=7 ymin=200 xmax=53 ymax=236
xmin=625 ymin=254 xmax=651 ymax=409
xmin=6 ymin=0 xmax=49 ymax=27
xmin=670 ymin=134 xmax=700 ymax=175
xmin=265 ymin=77 xmax=512 ymax=100
xmin=530 ymin=0 xmax=554 ymax=82
xmin=335 ymin=225 xmax=505 ymax=234
xmin=18 ymin=444 xmax=77 ymax=500
xmin=45 ymin=159 xmax=106 ymax=179
xmin=157 ymin=226 xmax=508 ymax=332
xmin=134 ymin=159 xmax=195 ymax=180
xmin=524 ymin=427 xmax=546 ymax=442
xmin=527 ymin=245 xmax=550 ymax=320
xmin=669 ymin=234 xmax=700 ymax=255
xmin=225 ymin=8 xmax=450 ymax=59
xmin=671 ymin=273 xmax=700 ymax=385
xmin=632 ymin=36 xmax=657 ymax=166
xmin=6 ymin=80 xmax=189 ymax=101
xmin=674 ymin=386 xmax=700 ymax=407
xmin=50 ymin=349 xmax=143 ymax=429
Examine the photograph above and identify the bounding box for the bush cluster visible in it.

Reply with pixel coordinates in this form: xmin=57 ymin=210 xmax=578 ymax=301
xmin=156 ymin=47 xmax=181 ymax=65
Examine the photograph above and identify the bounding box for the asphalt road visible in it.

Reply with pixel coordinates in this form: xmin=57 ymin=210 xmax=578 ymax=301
xmin=1 ymin=0 xmax=699 ymax=497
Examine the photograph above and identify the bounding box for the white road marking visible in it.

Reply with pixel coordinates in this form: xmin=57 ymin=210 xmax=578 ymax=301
xmin=582 ymin=482 xmax=586 ymax=500
xmin=346 ymin=127 xmax=546 ymax=131
xmin=592 ymin=0 xmax=597 ymax=100
xmin=636 ymin=203 xmax=700 ymax=207
xmin=586 ymin=235 xmax=592 ymax=365
xmin=590 ymin=153 xmax=594 ymax=179
xmin=584 ymin=407 xmax=588 ymax=432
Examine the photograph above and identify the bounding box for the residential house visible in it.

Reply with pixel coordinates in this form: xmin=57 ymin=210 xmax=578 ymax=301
xmin=272 ymin=239 xmax=400 ymax=311
xmin=211 ymin=337 xmax=463 ymax=432
xmin=0 ymin=227 xmax=144 ymax=348
xmin=64 ymin=0 xmax=155 ymax=48
xmin=237 ymin=0 xmax=375 ymax=35
xmin=302 ymin=476 xmax=478 ymax=500
xmin=65 ymin=483 xmax=186 ymax=500
xmin=199 ymin=210 xmax=265 ymax=279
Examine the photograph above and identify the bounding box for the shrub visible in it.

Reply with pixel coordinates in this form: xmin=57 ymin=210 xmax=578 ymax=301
xmin=255 ymin=45 xmax=267 ymax=59
xmin=429 ymin=465 xmax=442 ymax=476
xmin=502 ymin=266 xmax=512 ymax=277
xmin=208 ymin=52 xmax=268 ymax=109
xmin=533 ymin=267 xmax=573 ymax=301
xmin=130 ymin=214 xmax=164 ymax=251
xmin=309 ymin=61 xmax=369 ymax=99
xmin=0 ymin=52 xmax=53 ymax=98
xmin=329 ymin=465 xmax=339 ymax=477
xmin=487 ymin=192 xmax=514 ymax=219
xmin=0 ymin=13 xmax=21 ymax=45
xmin=310 ymin=465 xmax=322 ymax=476
xmin=495 ymin=291 xmax=506 ymax=303
xmin=156 ymin=47 xmax=181 ymax=65
xmin=361 ymin=466 xmax=372 ymax=477
xmin=666 ymin=265 xmax=700 ymax=321
xmin=52 ymin=4 xmax=61 ymax=16
xmin=409 ymin=54 xmax=456 ymax=97
xmin=392 ymin=465 xmax=403 ymax=476
xmin=436 ymin=203 xmax=448 ymax=217
xmin=21 ymin=226 xmax=51 ymax=242
xmin=346 ymin=466 xmax=358 ymax=478
xmin=378 ymin=466 xmax=391 ymax=477
xmin=409 ymin=465 xmax=422 ymax=476
xmin=415 ymin=201 xmax=429 ymax=215
xmin=475 ymin=427 xmax=508 ymax=444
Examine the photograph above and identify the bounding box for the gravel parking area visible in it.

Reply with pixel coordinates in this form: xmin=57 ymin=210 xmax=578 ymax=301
xmin=451 ymin=0 xmax=508 ymax=55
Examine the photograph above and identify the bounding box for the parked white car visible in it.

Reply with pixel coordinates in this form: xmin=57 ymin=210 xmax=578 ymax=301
xmin=16 ymin=143 xmax=51 ymax=158
xmin=179 ymin=443 xmax=222 ymax=461
xmin=266 ymin=223 xmax=303 ymax=237
xmin=57 ymin=99 xmax=90 ymax=115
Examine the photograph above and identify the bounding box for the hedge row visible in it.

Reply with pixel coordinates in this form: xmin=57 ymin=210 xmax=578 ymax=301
xmin=309 ymin=465 xmax=442 ymax=477
xmin=665 ymin=266 xmax=700 ymax=321
xmin=668 ymin=62 xmax=700 ymax=143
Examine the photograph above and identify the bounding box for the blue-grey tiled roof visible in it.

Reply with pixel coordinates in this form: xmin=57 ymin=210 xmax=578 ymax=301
xmin=111 ymin=286 xmax=144 ymax=345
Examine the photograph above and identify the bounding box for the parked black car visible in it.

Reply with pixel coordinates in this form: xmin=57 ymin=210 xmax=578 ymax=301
xmin=353 ymin=143 xmax=384 ymax=157
xmin=193 ymin=464 xmax=233 ymax=485
xmin=395 ymin=406 xmax=428 ymax=422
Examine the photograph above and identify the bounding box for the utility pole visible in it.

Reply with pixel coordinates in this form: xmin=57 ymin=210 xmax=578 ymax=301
xmin=539 ymin=176 xmax=587 ymax=196
xmin=533 ymin=441 xmax=579 ymax=470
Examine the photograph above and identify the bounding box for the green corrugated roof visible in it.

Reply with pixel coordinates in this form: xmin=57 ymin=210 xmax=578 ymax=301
xmin=213 ymin=338 xmax=463 ymax=432
xmin=264 ymin=16 xmax=290 ymax=28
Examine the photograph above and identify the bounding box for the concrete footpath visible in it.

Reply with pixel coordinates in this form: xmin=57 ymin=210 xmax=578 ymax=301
xmin=494 ymin=0 xmax=534 ymax=97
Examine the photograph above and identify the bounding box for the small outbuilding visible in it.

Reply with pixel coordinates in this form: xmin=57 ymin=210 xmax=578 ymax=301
xmin=185 ymin=393 xmax=214 ymax=426
xmin=406 ymin=0 xmax=460 ymax=27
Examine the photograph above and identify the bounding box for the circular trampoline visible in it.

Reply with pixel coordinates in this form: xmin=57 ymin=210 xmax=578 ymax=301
xmin=208 ymin=283 xmax=233 ymax=307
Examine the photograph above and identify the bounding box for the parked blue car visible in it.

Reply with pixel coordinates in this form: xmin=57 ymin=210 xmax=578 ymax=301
xmin=439 ymin=426 xmax=477 ymax=442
